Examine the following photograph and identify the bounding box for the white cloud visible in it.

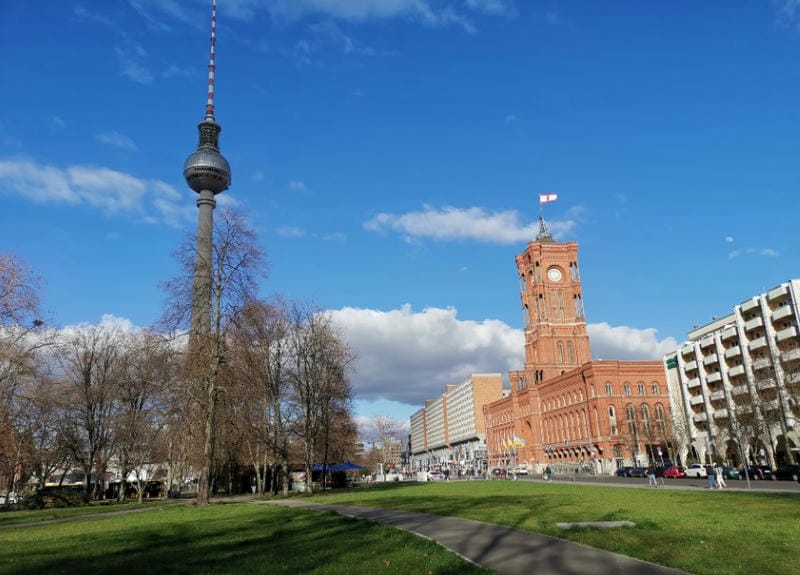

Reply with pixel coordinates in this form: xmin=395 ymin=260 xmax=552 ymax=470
xmin=289 ymin=180 xmax=308 ymax=192
xmin=724 ymin=235 xmax=734 ymax=243
xmin=364 ymin=205 xmax=577 ymax=244
xmin=588 ymin=323 xmax=678 ymax=361
xmin=728 ymin=247 xmax=780 ymax=260
xmin=328 ymin=304 xmax=524 ymax=405
xmin=276 ymin=225 xmax=306 ymax=238
xmin=95 ymin=131 xmax=138 ymax=151
xmin=328 ymin=304 xmax=678 ymax=411
xmin=115 ymin=42 xmax=153 ymax=84
xmin=0 ymin=158 xmax=191 ymax=227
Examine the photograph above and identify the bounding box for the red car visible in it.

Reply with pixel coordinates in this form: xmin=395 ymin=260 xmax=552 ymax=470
xmin=663 ymin=465 xmax=686 ymax=479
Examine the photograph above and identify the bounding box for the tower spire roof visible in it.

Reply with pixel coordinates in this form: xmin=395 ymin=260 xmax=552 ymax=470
xmin=536 ymin=216 xmax=554 ymax=242
xmin=205 ymin=0 xmax=218 ymax=120
xmin=183 ymin=0 xmax=231 ymax=195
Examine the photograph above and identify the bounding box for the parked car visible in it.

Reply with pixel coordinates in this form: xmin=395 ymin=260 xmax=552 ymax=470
xmin=663 ymin=465 xmax=686 ymax=479
xmin=738 ymin=465 xmax=773 ymax=480
xmin=685 ymin=464 xmax=708 ymax=478
xmin=721 ymin=466 xmax=740 ymax=480
xmin=515 ymin=464 xmax=529 ymax=475
xmin=616 ymin=466 xmax=634 ymax=477
xmin=773 ymin=464 xmax=800 ymax=482
xmin=629 ymin=467 xmax=648 ymax=478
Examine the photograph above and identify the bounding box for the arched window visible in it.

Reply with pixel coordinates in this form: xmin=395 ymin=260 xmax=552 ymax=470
xmin=637 ymin=382 xmax=645 ymax=396
xmin=626 ymin=404 xmax=637 ymax=435
xmin=655 ymin=404 xmax=667 ymax=434
xmin=557 ymin=342 xmax=564 ymax=363
xmin=641 ymin=405 xmax=651 ymax=432
xmin=624 ymin=382 xmax=631 ymax=397
xmin=651 ymin=382 xmax=659 ymax=396
xmin=608 ymin=405 xmax=618 ymax=436
xmin=605 ymin=382 xmax=613 ymax=396
xmin=567 ymin=341 xmax=575 ymax=362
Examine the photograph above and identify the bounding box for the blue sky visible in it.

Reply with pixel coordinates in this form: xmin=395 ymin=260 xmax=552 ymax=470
xmin=3 ymin=1 xmax=799 ymax=433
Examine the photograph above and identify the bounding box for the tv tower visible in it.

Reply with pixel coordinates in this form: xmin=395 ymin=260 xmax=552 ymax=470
xmin=184 ymin=0 xmax=230 ymax=339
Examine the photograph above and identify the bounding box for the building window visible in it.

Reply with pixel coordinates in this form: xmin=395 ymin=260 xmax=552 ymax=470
xmin=651 ymin=383 xmax=659 ymax=395
xmin=567 ymin=341 xmax=575 ymax=363
xmin=605 ymin=382 xmax=613 ymax=396
xmin=641 ymin=405 xmax=651 ymax=433
xmin=655 ymin=404 xmax=666 ymax=434
xmin=637 ymin=382 xmax=645 ymax=396
xmin=624 ymin=383 xmax=631 ymax=397
xmin=626 ymin=404 xmax=637 ymax=434
xmin=575 ymin=295 xmax=585 ymax=318
xmin=522 ymin=305 xmax=530 ymax=328
xmin=557 ymin=342 xmax=564 ymax=363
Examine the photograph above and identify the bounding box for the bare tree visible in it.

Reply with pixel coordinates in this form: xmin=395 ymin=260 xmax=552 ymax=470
xmin=57 ymin=324 xmax=125 ymax=499
xmin=286 ymin=303 xmax=355 ymax=495
xmin=373 ymin=416 xmax=403 ymax=468
xmin=162 ymin=209 xmax=265 ymax=505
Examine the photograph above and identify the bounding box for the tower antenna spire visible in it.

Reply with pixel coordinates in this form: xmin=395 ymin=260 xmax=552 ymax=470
xmin=205 ymin=0 xmax=218 ymax=120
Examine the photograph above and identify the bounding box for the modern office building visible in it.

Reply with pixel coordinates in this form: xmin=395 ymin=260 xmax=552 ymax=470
xmin=663 ymin=279 xmax=800 ymax=468
xmin=409 ymin=374 xmax=503 ymax=473
xmin=483 ymin=219 xmax=672 ymax=475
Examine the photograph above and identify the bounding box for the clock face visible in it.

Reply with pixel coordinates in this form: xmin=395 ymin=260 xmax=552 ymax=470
xmin=547 ymin=268 xmax=562 ymax=282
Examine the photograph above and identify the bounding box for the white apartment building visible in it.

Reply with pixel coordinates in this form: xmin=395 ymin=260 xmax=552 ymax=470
xmin=664 ymin=279 xmax=800 ymax=468
xmin=409 ymin=374 xmax=502 ymax=471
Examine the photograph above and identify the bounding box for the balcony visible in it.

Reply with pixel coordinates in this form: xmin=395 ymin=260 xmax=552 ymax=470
xmin=767 ymin=284 xmax=790 ymax=302
xmin=776 ymin=325 xmax=799 ymax=343
xmin=684 ymin=360 xmax=698 ymax=372
xmin=756 ymin=379 xmax=777 ymax=391
xmin=752 ymin=358 xmax=772 ymax=372
xmin=781 ymin=348 xmax=800 ymax=363
xmin=693 ymin=413 xmax=708 ymax=423
xmin=721 ymin=326 xmax=738 ymax=341
xmin=681 ymin=344 xmax=695 ymax=358
xmin=709 ymin=390 xmax=726 ymax=402
xmin=749 ymin=337 xmax=767 ymax=353
xmin=772 ymin=305 xmax=794 ymax=323
xmin=731 ymin=385 xmax=750 ymax=396
xmin=744 ymin=316 xmax=764 ymax=332
xmin=788 ymin=372 xmax=800 ymax=385
xmin=690 ymin=395 xmax=705 ymax=406
xmin=707 ymin=371 xmax=722 ymax=384
xmin=724 ymin=345 xmax=742 ymax=360
xmin=761 ymin=399 xmax=780 ymax=412
xmin=703 ymin=355 xmax=720 ymax=367
xmin=740 ymin=298 xmax=760 ymax=314
xmin=729 ymin=364 xmax=746 ymax=378
xmin=686 ymin=377 xmax=701 ymax=389
xmin=700 ymin=337 xmax=716 ymax=350
xmin=714 ymin=408 xmax=730 ymax=419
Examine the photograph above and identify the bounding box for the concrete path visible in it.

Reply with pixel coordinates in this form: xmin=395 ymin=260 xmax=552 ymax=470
xmin=266 ymin=499 xmax=690 ymax=575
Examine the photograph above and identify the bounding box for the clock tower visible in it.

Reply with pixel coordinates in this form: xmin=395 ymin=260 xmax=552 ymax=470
xmin=516 ymin=218 xmax=591 ymax=385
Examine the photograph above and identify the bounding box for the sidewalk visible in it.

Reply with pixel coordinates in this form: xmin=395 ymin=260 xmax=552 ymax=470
xmin=266 ymin=499 xmax=690 ymax=575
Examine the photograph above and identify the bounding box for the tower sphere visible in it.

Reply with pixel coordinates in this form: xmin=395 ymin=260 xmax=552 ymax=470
xmin=183 ymin=119 xmax=231 ymax=194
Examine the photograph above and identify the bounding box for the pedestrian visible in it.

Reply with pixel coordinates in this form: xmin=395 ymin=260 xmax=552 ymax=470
xmin=646 ymin=465 xmax=658 ymax=487
xmin=716 ymin=465 xmax=726 ymax=488
xmin=705 ymin=464 xmax=717 ymax=489
xmin=544 ymin=465 xmax=552 ymax=482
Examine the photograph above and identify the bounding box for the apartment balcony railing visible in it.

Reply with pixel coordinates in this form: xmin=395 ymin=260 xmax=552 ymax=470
xmin=706 ymin=372 xmax=722 ymax=384
xmin=740 ymin=298 xmax=760 ymax=314
xmin=709 ymin=390 xmax=726 ymax=402
xmin=724 ymin=345 xmax=742 ymax=360
xmin=767 ymin=284 xmax=790 ymax=302
xmin=776 ymin=325 xmax=799 ymax=343
xmin=744 ymin=316 xmax=764 ymax=332
xmin=721 ymin=326 xmax=738 ymax=341
xmin=752 ymin=358 xmax=772 ymax=372
xmin=714 ymin=408 xmax=730 ymax=419
xmin=772 ymin=305 xmax=794 ymax=323
xmin=729 ymin=364 xmax=746 ymax=378
xmin=748 ymin=337 xmax=767 ymax=352
xmin=693 ymin=413 xmax=708 ymax=423
xmin=687 ymin=377 xmax=701 ymax=389
xmin=681 ymin=344 xmax=695 ymax=358
xmin=700 ymin=337 xmax=716 ymax=350
xmin=690 ymin=395 xmax=705 ymax=406
xmin=703 ymin=355 xmax=719 ymax=367
xmin=781 ymin=348 xmax=800 ymax=364
xmin=684 ymin=360 xmax=698 ymax=372
xmin=731 ymin=385 xmax=750 ymax=397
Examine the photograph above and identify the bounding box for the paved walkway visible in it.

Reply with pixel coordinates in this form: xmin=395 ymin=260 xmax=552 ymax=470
xmin=265 ymin=499 xmax=690 ymax=575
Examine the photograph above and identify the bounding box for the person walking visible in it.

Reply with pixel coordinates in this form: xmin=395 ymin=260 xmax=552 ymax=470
xmin=646 ymin=465 xmax=658 ymax=487
xmin=705 ymin=464 xmax=718 ymax=489
xmin=544 ymin=465 xmax=552 ymax=482
xmin=716 ymin=465 xmax=726 ymax=488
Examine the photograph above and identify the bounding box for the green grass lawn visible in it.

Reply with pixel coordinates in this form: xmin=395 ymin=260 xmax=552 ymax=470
xmin=0 ymin=502 xmax=489 ymax=575
xmin=308 ymin=481 xmax=800 ymax=575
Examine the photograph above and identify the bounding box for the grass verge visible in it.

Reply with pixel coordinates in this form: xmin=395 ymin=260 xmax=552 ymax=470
xmin=307 ymin=481 xmax=800 ymax=575
xmin=0 ymin=502 xmax=489 ymax=575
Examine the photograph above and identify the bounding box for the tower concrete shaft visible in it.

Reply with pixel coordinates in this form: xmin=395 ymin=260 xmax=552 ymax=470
xmin=184 ymin=0 xmax=230 ymax=339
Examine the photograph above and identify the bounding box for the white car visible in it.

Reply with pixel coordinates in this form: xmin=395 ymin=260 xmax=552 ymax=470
xmin=515 ymin=464 xmax=529 ymax=475
xmin=685 ymin=464 xmax=708 ymax=478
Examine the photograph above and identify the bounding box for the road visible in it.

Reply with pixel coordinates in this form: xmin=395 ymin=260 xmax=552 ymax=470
xmin=516 ymin=473 xmax=800 ymax=492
